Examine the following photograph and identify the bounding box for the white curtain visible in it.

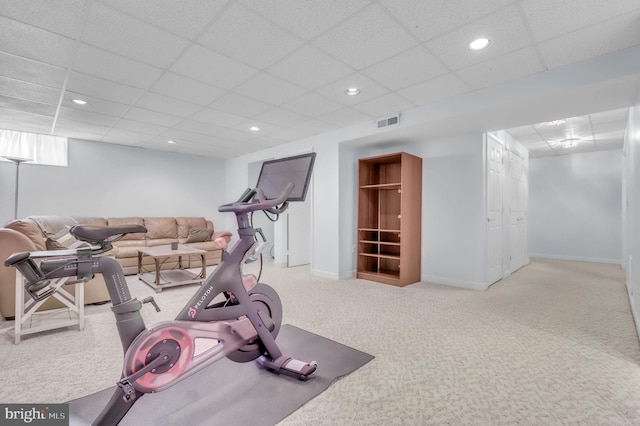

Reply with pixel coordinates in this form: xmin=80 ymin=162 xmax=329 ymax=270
xmin=0 ymin=129 xmax=68 ymax=166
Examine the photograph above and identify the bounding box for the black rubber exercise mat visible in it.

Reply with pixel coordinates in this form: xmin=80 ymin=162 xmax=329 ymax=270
xmin=68 ymin=324 xmax=374 ymax=425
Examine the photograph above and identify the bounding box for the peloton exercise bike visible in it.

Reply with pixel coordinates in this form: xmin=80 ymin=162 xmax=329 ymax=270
xmin=5 ymin=152 xmax=317 ymax=425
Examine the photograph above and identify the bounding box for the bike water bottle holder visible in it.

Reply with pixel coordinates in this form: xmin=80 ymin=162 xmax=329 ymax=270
xmin=4 ymin=252 xmax=57 ymax=302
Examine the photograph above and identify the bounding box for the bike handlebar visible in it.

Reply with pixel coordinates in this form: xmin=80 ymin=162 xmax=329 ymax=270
xmin=218 ymin=182 xmax=294 ymax=215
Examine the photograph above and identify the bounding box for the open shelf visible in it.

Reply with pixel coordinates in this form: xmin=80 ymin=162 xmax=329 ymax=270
xmin=356 ymin=152 xmax=422 ymax=286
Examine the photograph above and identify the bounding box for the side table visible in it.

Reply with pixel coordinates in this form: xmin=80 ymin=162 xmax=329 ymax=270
xmin=14 ymin=261 xmax=84 ymax=344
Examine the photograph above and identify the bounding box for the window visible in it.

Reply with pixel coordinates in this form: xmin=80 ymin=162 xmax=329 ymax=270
xmin=0 ymin=129 xmax=68 ymax=166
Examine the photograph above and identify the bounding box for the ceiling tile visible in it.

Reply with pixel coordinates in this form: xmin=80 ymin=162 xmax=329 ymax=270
xmin=112 ymin=118 xmax=168 ymax=136
xmin=0 ymin=0 xmax=87 ymax=38
xmin=537 ymin=11 xmax=640 ymax=69
xmin=57 ymin=106 xmax=119 ymax=127
xmin=362 ymin=46 xmax=448 ymax=91
xmin=174 ymin=119 xmax=226 ymax=136
xmin=351 ymin=93 xmax=416 ymax=118
xmin=318 ymin=107 xmax=372 ymax=127
xmin=190 ymin=107 xmax=246 ymax=127
xmin=426 ymin=5 xmax=534 ymax=71
xmin=239 ymin=0 xmax=371 ymax=41
xmin=316 ymin=73 xmax=390 ymax=105
xmin=134 ymin=92 xmax=201 ymax=118
xmin=590 ymin=107 xmax=629 ymax=124
xmin=82 ymin=3 xmax=189 ymax=68
xmin=0 ymin=95 xmax=56 ymax=116
xmin=0 ymin=16 xmax=76 ymax=68
xmin=104 ymin=127 xmax=155 ymax=142
xmin=150 ymin=73 xmax=225 ymax=106
xmin=98 ymin=0 xmax=228 ymax=39
xmin=234 ymin=73 xmax=307 ymax=106
xmin=255 ymin=107 xmax=309 ymax=128
xmin=72 ymin=44 xmax=163 ymax=90
xmin=170 ymin=44 xmax=258 ymax=90
xmin=267 ymin=45 xmax=355 ymax=90
xmin=66 ymin=71 xmax=144 ymax=105
xmin=122 ymin=107 xmax=183 ymax=127
xmin=0 ymin=76 xmax=60 ymax=105
xmin=456 ymin=47 xmax=544 ymax=90
xmin=198 ymin=2 xmax=303 ymax=69
xmin=281 ymin=93 xmax=343 ymax=117
xmin=397 ymin=74 xmax=470 ymax=105
xmin=521 ymin=0 xmax=640 ymax=41
xmin=312 ymin=4 xmax=417 ymax=69
xmin=216 ymin=127 xmax=257 ymax=142
xmin=208 ymin=92 xmax=272 ymax=117
xmin=55 ymin=118 xmax=110 ymax=137
xmin=380 ymin=0 xmax=514 ymax=41
xmin=0 ymin=109 xmax=53 ymax=134
xmin=160 ymin=128 xmax=214 ymax=144
xmin=54 ymin=127 xmax=108 ymax=141
xmin=0 ymin=51 xmax=66 ymax=88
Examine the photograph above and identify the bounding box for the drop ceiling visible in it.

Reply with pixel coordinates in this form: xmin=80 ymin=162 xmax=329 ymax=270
xmin=1 ymin=0 xmax=640 ymax=159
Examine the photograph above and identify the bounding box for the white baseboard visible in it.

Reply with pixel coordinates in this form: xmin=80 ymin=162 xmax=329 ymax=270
xmin=311 ymin=269 xmax=340 ymax=280
xmin=529 ymin=253 xmax=621 ymax=265
xmin=339 ymin=270 xmax=356 ymax=280
xmin=422 ymin=274 xmax=488 ymax=291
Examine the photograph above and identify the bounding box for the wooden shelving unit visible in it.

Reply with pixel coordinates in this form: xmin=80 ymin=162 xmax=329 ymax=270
xmin=357 ymin=152 xmax=422 ymax=286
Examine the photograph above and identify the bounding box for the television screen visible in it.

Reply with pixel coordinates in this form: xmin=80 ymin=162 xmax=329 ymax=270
xmin=256 ymin=152 xmax=316 ymax=202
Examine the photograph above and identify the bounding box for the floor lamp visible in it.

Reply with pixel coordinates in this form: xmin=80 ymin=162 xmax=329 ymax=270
xmin=2 ymin=155 xmax=32 ymax=219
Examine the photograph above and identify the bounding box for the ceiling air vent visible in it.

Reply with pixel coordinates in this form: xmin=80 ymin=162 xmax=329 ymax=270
xmin=376 ymin=113 xmax=400 ymax=129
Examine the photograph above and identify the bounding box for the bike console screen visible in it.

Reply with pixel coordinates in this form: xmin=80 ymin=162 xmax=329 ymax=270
xmin=256 ymin=152 xmax=316 ymax=202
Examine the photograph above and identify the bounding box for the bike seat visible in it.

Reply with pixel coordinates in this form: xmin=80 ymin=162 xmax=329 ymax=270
xmin=71 ymin=225 xmax=147 ymax=243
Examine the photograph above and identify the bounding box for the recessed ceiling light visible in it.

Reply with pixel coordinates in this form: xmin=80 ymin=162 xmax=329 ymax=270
xmin=72 ymin=99 xmax=88 ymax=106
xmin=345 ymin=87 xmax=361 ymax=96
xmin=469 ymin=38 xmax=490 ymax=50
xmin=167 ymin=140 xmax=176 ymax=144
xmin=249 ymin=126 xmax=260 ymax=132
xmin=546 ymin=119 xmax=566 ymax=126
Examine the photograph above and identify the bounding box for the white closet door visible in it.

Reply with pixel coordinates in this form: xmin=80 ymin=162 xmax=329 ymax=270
xmin=487 ymin=135 xmax=504 ymax=285
xmin=509 ymin=149 xmax=529 ymax=272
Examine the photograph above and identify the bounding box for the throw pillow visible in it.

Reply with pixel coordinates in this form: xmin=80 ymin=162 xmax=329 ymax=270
xmin=186 ymin=228 xmax=213 ymax=243
xmin=45 ymin=226 xmax=78 ymax=250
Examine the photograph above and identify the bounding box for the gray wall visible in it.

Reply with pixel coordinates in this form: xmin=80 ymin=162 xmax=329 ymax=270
xmin=528 ymin=149 xmax=622 ymax=263
xmin=0 ymin=138 xmax=227 ymax=226
xmin=623 ymin=88 xmax=640 ymax=338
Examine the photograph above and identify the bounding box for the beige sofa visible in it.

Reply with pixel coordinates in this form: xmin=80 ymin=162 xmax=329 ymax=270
xmin=0 ymin=216 xmax=232 ymax=319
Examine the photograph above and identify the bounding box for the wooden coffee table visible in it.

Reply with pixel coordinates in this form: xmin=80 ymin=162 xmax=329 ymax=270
xmin=138 ymin=244 xmax=207 ymax=292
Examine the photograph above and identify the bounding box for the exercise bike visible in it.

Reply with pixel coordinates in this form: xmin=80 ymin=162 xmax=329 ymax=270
xmin=4 ymin=153 xmax=318 ymax=425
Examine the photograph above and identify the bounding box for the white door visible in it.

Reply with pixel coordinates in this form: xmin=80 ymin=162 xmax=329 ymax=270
xmin=286 ymin=193 xmax=312 ymax=267
xmin=487 ymin=135 xmax=504 ymax=285
xmin=509 ymin=149 xmax=529 ymax=271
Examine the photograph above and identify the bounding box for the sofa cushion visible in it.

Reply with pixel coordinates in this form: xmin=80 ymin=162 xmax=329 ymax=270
xmin=5 ymin=220 xmax=47 ymax=250
xmin=73 ymin=217 xmax=108 ymax=227
xmin=186 ymin=228 xmax=213 ymax=243
xmin=29 ymin=215 xmax=77 ymax=236
xmin=144 ymin=217 xmax=177 ymax=240
xmin=107 ymin=217 xmax=145 ymax=240
xmin=176 ymin=217 xmax=209 ymax=238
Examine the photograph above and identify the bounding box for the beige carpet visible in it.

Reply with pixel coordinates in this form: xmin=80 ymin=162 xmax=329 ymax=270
xmin=1 ymin=258 xmax=640 ymax=425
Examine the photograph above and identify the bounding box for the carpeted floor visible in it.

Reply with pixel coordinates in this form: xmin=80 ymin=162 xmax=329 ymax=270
xmin=1 ymin=258 xmax=640 ymax=425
